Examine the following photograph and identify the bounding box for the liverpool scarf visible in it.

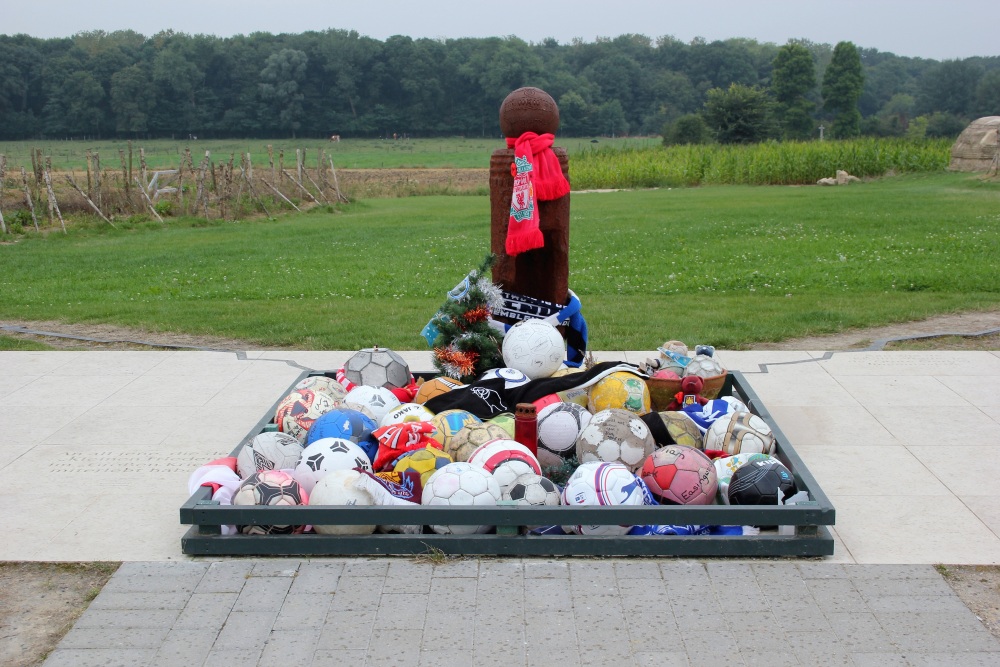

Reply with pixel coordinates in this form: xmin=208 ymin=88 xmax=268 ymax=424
xmin=505 ymin=132 xmax=571 ymax=256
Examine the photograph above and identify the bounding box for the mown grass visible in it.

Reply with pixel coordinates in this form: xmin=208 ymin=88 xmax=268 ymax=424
xmin=0 ymin=172 xmax=997 ymax=350
xmin=571 ymin=138 xmax=952 ymax=189
xmin=0 ymin=334 xmax=52 ymax=351
xmin=0 ymin=136 xmax=658 ymax=172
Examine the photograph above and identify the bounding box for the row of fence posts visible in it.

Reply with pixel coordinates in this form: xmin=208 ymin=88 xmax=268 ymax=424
xmin=0 ymin=142 xmax=349 ymax=235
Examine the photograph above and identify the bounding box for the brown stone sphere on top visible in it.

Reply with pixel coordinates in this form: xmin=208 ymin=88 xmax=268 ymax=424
xmin=499 ymin=87 xmax=560 ymax=137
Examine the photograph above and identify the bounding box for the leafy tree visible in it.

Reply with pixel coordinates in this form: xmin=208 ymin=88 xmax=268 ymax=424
xmin=924 ymin=112 xmax=967 ymax=138
xmin=917 ymin=59 xmax=982 ymax=116
xmin=259 ymin=48 xmax=308 ymax=137
xmin=110 ymin=64 xmax=154 ymax=134
xmin=703 ymin=83 xmax=777 ymax=144
xmin=975 ymin=69 xmax=1000 ymax=117
xmin=662 ymin=113 xmax=712 ymax=145
xmin=822 ymin=41 xmax=864 ymax=138
xmin=772 ymin=42 xmax=816 ymax=140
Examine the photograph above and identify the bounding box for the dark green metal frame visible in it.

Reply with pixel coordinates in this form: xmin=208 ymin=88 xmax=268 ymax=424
xmin=180 ymin=370 xmax=836 ymax=557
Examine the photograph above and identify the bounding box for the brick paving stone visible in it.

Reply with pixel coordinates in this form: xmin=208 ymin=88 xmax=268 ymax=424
xmin=796 ymin=562 xmax=849 ymax=579
xmin=231 ymin=574 xmax=293 ymax=613
xmin=212 ymin=610 xmax=277 ymax=651
xmin=42 ymin=648 xmax=157 ymax=667
xmin=385 ymin=559 xmax=436 ymax=592
xmin=853 ymin=576 xmax=954 ymax=599
xmin=419 ymin=648 xmax=480 ymax=667
xmin=478 ymin=559 xmax=524 ymax=578
xmin=681 ymin=630 xmax=743 ymax=665
xmin=273 ymin=592 xmax=334 ymax=629
xmin=202 ymin=647 xmax=262 ymax=666
xmin=659 ymin=560 xmax=707 ymax=580
xmin=741 ymin=650 xmax=800 ymax=667
xmin=250 ymin=559 xmax=299 ymax=578
xmin=422 ymin=620 xmax=474 ymax=651
xmin=116 ymin=561 xmax=207 ymax=578
xmin=101 ymin=573 xmax=201 ymax=595
xmin=171 ymin=592 xmax=239 ymax=630
xmin=58 ymin=625 xmax=171 ymax=650
xmin=329 ymin=575 xmax=384 ymax=612
xmin=849 ymin=564 xmax=942 ymax=579
xmin=312 ymin=648 xmax=367 ymax=665
xmin=318 ymin=609 xmax=375 ymax=650
xmin=523 ymin=559 xmax=569 ymax=579
xmin=634 ymin=651 xmax=689 ymax=667
xmin=290 ymin=561 xmax=344 ymax=594
xmin=892 ymin=630 xmax=1000 ymax=653
xmin=804 ymin=577 xmax=868 ymax=613
xmin=344 ymin=557 xmax=390 ymax=577
xmin=89 ymin=591 xmax=192 ymax=611
xmin=368 ymin=628 xmax=424 ymax=666
xmin=194 ymin=560 xmax=254 ymax=593
xmin=767 ymin=599 xmax=833 ymax=633
xmin=568 ymin=559 xmax=617 ymax=580
xmin=865 ymin=593 xmax=973 ymax=613
xmin=849 ymin=653 xmax=912 ymax=667
xmin=529 ymin=648 xmax=583 ymax=667
xmin=375 ymin=593 xmax=428 ymax=630
xmin=907 ymin=653 xmax=1000 ymax=667
xmin=824 ymin=612 xmax=896 ymax=653
xmin=73 ymin=608 xmax=181 ymax=629
xmin=259 ymin=628 xmax=321 ymax=665
xmin=428 ymin=558 xmax=480 ymax=578
xmin=148 ymin=629 xmax=219 ymax=667
xmin=524 ymin=578 xmax=572 ymax=612
xmin=613 ymin=559 xmax=663 ymax=580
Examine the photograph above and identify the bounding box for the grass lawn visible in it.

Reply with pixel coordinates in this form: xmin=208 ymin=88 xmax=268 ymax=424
xmin=0 ymin=136 xmax=658 ymax=172
xmin=1 ymin=172 xmax=997 ymax=350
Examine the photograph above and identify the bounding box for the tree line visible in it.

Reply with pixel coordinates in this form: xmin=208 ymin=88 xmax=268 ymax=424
xmin=0 ymin=29 xmax=997 ymax=142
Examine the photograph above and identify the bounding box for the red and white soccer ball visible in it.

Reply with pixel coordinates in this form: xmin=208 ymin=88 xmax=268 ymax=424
xmin=421 ymin=462 xmax=502 ymax=535
xmin=561 ymin=461 xmax=645 ymax=535
xmin=640 ymin=445 xmax=718 ymax=505
xmin=293 ymin=437 xmax=373 ymax=494
xmin=467 ymin=438 xmax=542 ymax=495
xmin=502 ymin=319 xmax=565 ymax=380
xmin=232 ymin=470 xmax=309 ymax=535
xmin=274 ymin=381 xmax=344 ymax=443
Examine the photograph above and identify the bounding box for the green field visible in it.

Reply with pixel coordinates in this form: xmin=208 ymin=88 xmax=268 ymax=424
xmin=0 ymin=136 xmax=659 ymax=172
xmin=1 ymin=172 xmax=997 ymax=351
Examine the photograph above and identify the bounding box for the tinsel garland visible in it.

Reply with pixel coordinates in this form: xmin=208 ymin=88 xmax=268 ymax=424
xmin=429 ymin=254 xmax=504 ymax=382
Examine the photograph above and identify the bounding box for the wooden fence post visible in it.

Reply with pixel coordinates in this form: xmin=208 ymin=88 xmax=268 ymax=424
xmin=20 ymin=168 xmax=39 ymax=231
xmin=65 ymin=174 xmax=116 ymax=228
xmin=0 ymin=155 xmax=7 ymax=234
xmin=43 ymin=169 xmax=67 ymax=234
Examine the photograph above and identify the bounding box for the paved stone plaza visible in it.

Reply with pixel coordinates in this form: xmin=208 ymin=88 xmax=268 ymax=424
xmin=1 ymin=348 xmax=999 ymax=665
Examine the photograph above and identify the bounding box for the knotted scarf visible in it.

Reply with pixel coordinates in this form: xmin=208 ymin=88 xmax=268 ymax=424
xmin=505 ymin=132 xmax=570 ymax=256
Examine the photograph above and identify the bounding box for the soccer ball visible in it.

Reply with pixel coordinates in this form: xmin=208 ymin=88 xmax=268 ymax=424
xmin=502 ymin=472 xmax=562 ymax=507
xmin=293 ymin=437 xmax=373 ymax=494
xmin=236 ymin=432 xmax=303 ymax=479
xmin=715 ymin=453 xmax=775 ymax=504
xmin=576 ymin=408 xmax=656 ymax=473
xmin=468 ymin=439 xmax=542 ymax=494
xmin=640 ymin=445 xmax=718 ymax=505
xmin=486 ymin=412 xmax=516 ymax=438
xmin=428 ymin=409 xmax=482 ymax=450
xmin=344 ymin=347 xmax=411 ymax=389
xmin=232 ymin=470 xmax=308 ymax=535
xmin=306 ymin=408 xmax=380 ymax=464
xmin=379 ymin=402 xmax=436 ymax=428
xmin=502 ymin=319 xmax=565 ymax=380
xmin=537 ymin=402 xmax=592 ymax=456
xmin=275 ymin=382 xmax=343 ymax=443
xmin=561 ymin=461 xmax=645 ymax=535
xmin=588 ymin=371 xmax=651 ymax=415
xmin=704 ymin=411 xmax=776 ymax=456
xmin=728 ymin=458 xmax=798 ymax=506
xmin=422 ymin=462 xmax=502 ymax=535
xmin=683 ymin=354 xmax=725 ymax=380
xmin=308 ymin=469 xmax=376 ymax=536
xmin=414 ymin=377 xmax=465 ymax=404
xmin=392 ymin=446 xmax=454 ymax=488
xmin=446 ymin=422 xmax=510 ymax=462
xmin=479 ymin=367 xmax=531 ymax=387
xmin=644 ymin=411 xmax=704 ymax=449
xmin=344 ymin=385 xmax=401 ymax=425
xmin=293 ymin=375 xmax=348 ymax=402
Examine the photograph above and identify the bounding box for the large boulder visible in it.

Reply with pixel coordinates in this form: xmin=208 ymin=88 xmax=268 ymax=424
xmin=950 ymin=116 xmax=1000 ymax=172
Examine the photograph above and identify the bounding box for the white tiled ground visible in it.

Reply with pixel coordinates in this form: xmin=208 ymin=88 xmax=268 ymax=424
xmin=1 ymin=349 xmax=999 ymax=564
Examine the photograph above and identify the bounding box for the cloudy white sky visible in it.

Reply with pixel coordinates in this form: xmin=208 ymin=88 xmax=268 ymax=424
xmin=4 ymin=0 xmax=998 ymax=61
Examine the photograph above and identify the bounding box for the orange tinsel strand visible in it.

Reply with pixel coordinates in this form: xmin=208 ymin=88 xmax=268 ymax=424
xmin=463 ymin=306 xmax=490 ymax=324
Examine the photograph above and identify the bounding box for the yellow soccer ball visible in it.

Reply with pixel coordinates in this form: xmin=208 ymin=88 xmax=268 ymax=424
xmin=588 ymin=371 xmax=651 ymax=415
xmin=392 ymin=446 xmax=454 ymax=487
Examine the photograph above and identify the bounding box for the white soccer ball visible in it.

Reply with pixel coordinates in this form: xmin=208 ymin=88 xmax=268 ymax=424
xmin=683 ymin=354 xmax=725 ymax=379
xmin=308 ymin=469 xmax=376 ymax=535
xmin=561 ymin=461 xmax=645 ymax=535
xmin=344 ymin=347 xmax=411 ymax=388
xmin=236 ymin=431 xmax=304 ymax=479
xmin=467 ymin=439 xmax=541 ymax=475
xmin=422 ymin=462 xmax=501 ymax=535
xmin=502 ymin=319 xmax=565 ymax=380
xmin=293 ymin=437 xmax=373 ymax=494
xmin=704 ymin=411 xmax=776 ymax=456
xmin=575 ymin=408 xmax=656 ymax=473
xmin=502 ymin=472 xmax=562 ymax=507
xmin=379 ymin=402 xmax=436 ymax=428
xmin=479 ymin=367 xmax=531 ymax=387
xmin=537 ymin=402 xmax=592 ymax=455
xmin=344 ymin=385 xmax=401 ymax=425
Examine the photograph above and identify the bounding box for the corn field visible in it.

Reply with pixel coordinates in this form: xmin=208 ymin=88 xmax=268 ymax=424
xmin=571 ymin=138 xmax=953 ymax=189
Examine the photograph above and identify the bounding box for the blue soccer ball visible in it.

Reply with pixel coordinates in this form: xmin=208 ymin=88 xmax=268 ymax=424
xmin=307 ymin=408 xmax=378 ymax=463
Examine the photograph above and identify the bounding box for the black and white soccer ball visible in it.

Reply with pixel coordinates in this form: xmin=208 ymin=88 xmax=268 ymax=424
xmin=502 ymin=472 xmax=561 ymax=507
xmin=345 ymin=347 xmax=411 ymax=388
xmin=727 ymin=458 xmax=798 ymax=506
